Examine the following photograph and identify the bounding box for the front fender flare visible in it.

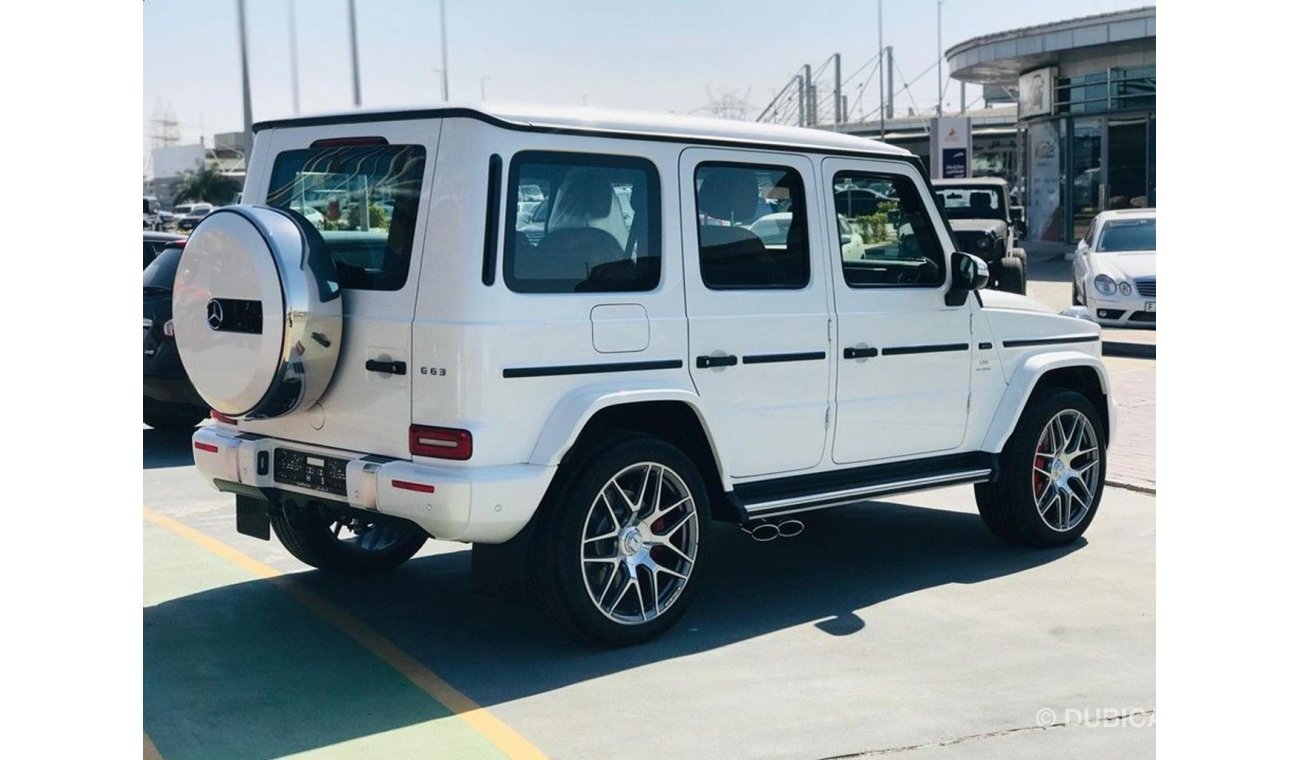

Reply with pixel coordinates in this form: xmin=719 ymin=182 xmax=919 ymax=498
xmin=980 ymin=350 xmax=1115 ymax=454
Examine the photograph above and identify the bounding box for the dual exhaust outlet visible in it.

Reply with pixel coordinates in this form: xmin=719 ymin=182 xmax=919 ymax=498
xmin=742 ymin=518 xmax=804 ymax=542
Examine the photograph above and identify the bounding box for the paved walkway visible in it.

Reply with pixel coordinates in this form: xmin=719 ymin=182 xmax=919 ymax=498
xmin=1102 ymin=356 xmax=1155 ymax=493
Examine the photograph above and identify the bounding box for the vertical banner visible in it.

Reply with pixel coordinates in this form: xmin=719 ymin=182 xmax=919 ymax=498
xmin=930 ymin=117 xmax=972 ymax=180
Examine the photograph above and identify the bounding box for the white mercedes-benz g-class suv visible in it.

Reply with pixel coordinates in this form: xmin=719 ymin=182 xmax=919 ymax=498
xmin=176 ymin=104 xmax=1114 ymax=644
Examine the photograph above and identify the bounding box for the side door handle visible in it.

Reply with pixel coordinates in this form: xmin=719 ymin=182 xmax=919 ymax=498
xmin=843 ymin=347 xmax=878 ymax=360
xmin=695 ymin=354 xmax=738 ymax=369
xmin=365 ymin=359 xmax=407 ymax=375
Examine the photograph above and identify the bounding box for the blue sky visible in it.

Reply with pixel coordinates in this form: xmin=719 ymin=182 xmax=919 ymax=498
xmin=144 ymin=0 xmax=1145 ymax=157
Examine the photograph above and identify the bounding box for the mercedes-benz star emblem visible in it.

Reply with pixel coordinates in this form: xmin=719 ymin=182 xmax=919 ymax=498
xmin=206 ymin=299 xmax=224 ymax=330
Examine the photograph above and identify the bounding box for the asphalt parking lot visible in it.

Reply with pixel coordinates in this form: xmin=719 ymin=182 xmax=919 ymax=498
xmin=144 ymin=345 xmax=1155 ymax=760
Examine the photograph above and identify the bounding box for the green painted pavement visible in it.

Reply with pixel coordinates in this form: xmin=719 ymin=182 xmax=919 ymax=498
xmin=144 ymin=521 xmax=510 ymax=760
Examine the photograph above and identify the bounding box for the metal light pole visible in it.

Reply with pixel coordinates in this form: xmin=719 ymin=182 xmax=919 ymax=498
xmin=439 ymin=0 xmax=450 ymax=101
xmin=937 ymin=0 xmax=943 ymax=116
xmin=347 ymin=0 xmax=361 ymax=107
xmin=237 ymin=0 xmax=253 ymax=136
xmin=878 ymin=0 xmax=884 ymax=138
xmin=288 ymin=0 xmax=300 ymax=115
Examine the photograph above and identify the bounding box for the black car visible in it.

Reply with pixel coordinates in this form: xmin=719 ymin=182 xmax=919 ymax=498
xmin=143 ymin=231 xmax=186 ymax=269
xmin=144 ymin=242 xmax=209 ymax=429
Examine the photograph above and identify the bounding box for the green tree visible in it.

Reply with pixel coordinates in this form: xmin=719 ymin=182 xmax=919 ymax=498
xmin=175 ymin=165 xmax=242 ymax=206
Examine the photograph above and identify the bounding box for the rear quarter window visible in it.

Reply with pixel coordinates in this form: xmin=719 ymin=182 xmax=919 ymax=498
xmin=266 ymin=144 xmax=427 ymax=291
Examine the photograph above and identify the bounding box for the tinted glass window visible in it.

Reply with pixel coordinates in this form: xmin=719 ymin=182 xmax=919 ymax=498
xmin=504 ymin=152 xmax=660 ymax=293
xmin=144 ymin=246 xmax=183 ymax=289
xmin=834 ymin=172 xmax=945 ymax=288
xmin=266 ymin=144 xmax=427 ymax=291
xmin=936 ymin=186 xmax=1003 ymax=219
xmin=694 ymin=163 xmax=809 ymax=290
xmin=1096 ymin=217 xmax=1155 ymax=252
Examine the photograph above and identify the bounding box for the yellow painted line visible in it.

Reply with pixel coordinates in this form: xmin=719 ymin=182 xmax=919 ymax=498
xmin=143 ymin=732 xmax=163 ymax=760
xmin=143 ymin=508 xmax=547 ymax=760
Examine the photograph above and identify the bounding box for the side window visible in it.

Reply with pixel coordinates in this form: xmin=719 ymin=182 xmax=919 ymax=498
xmin=694 ymin=163 xmax=810 ymax=290
xmin=832 ymin=171 xmax=945 ymax=288
xmin=504 ymin=151 xmax=660 ymax=294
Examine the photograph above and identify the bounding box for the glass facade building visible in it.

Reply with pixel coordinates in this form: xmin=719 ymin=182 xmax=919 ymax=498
xmin=946 ymin=7 xmax=1156 ymax=244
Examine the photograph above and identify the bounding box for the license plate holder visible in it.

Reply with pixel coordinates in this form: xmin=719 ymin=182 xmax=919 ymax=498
xmin=274 ymin=448 xmax=349 ymax=496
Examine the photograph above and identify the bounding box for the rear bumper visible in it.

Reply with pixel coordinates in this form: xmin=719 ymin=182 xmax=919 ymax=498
xmin=191 ymin=426 xmax=557 ymax=543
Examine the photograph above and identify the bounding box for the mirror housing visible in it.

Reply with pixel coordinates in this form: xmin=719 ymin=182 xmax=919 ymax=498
xmin=1068 ymin=238 xmax=1088 ymax=262
xmin=946 ymin=252 xmax=989 ymax=306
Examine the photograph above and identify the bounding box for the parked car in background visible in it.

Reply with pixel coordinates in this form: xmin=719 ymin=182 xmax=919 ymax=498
xmin=1070 ymin=208 xmax=1156 ymax=327
xmin=144 ymin=240 xmax=210 ymax=429
xmin=933 ymin=177 xmax=1026 ymax=294
xmin=143 ymin=231 xmax=186 ymax=269
xmin=177 ymin=203 xmax=215 ymax=232
xmin=144 ymin=196 xmax=162 ymax=230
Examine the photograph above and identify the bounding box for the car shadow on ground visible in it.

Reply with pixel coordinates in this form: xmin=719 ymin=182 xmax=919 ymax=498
xmin=142 ymin=427 xmax=196 ymax=469
xmin=145 ymin=501 xmax=1083 ymax=758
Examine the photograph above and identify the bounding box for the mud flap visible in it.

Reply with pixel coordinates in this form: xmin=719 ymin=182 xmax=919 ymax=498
xmin=235 ymin=495 xmax=271 ymax=540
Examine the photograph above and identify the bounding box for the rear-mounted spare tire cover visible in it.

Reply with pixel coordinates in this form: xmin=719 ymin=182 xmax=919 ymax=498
xmin=174 ymin=206 xmax=342 ymax=419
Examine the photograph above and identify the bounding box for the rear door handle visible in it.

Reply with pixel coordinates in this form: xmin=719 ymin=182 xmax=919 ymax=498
xmin=365 ymin=359 xmax=407 ymax=375
xmin=843 ymin=347 xmax=878 ymax=360
xmin=695 ymin=354 xmax=738 ymax=369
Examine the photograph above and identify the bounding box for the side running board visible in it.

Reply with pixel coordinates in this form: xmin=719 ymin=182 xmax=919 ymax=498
xmin=732 ymin=452 xmax=997 ymax=521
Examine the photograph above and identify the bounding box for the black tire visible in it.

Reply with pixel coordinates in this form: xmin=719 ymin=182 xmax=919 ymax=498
xmin=530 ymin=434 xmax=712 ymax=645
xmin=270 ymin=502 xmax=427 ymax=575
xmin=975 ymin=388 xmax=1106 ymax=547
xmin=144 ymin=408 xmax=207 ymax=430
xmin=997 ymin=255 xmax=1026 ymax=294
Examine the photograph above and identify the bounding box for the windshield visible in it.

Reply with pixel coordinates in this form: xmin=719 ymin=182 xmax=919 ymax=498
xmin=936 ymin=187 xmax=1003 ymax=220
xmin=1096 ymin=218 xmax=1155 ymax=252
xmin=143 ymin=246 xmax=183 ymax=289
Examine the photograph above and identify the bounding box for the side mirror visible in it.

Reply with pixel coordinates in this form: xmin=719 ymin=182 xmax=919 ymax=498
xmin=946 ymin=252 xmax=989 ymax=306
xmin=1009 ymin=206 xmax=1025 ymax=224
xmin=840 ymin=233 xmax=852 ymax=246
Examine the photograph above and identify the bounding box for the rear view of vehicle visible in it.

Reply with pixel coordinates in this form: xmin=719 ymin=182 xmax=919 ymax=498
xmin=143 ymin=241 xmax=209 ymax=429
xmin=174 ymin=125 xmax=442 ymax=574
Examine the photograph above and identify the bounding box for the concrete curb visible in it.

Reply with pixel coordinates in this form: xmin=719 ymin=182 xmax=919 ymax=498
xmin=1103 ymin=341 xmax=1156 ymax=359
xmin=1106 ymin=479 xmax=1156 ymax=496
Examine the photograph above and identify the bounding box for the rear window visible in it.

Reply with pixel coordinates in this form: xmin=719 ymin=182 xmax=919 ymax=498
xmin=266 ymin=144 xmax=427 ymax=290
xmin=144 ymin=246 xmax=183 ymax=289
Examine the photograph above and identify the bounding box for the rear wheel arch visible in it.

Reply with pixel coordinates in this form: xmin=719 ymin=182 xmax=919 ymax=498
xmin=559 ymin=401 xmax=737 ymax=524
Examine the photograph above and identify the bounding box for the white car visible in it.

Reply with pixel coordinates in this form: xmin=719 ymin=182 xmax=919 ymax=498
xmin=1070 ymin=209 xmax=1155 ymax=328
xmin=174 ymin=103 xmax=1114 ymax=644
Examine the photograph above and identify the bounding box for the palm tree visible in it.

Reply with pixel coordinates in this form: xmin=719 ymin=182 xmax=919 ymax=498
xmin=175 ymin=165 xmax=242 ymax=205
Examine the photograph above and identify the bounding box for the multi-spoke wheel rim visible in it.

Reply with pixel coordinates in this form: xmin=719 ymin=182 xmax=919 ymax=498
xmin=580 ymin=462 xmax=699 ymax=625
xmin=1032 ymin=410 xmax=1101 ymax=532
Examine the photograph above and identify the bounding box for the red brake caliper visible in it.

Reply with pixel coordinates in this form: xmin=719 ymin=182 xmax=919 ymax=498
xmin=1034 ymin=440 xmax=1050 ymax=495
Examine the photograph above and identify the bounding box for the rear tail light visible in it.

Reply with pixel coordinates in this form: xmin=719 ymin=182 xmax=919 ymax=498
xmin=210 ymin=410 xmax=237 ymax=425
xmin=409 ymin=425 xmax=472 ymax=460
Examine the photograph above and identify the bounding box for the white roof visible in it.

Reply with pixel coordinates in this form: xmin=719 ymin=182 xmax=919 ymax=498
xmin=933 ymin=177 xmax=1009 ymax=187
xmin=255 ymin=102 xmax=910 ymax=158
xmin=1096 ymin=208 xmax=1157 ymax=222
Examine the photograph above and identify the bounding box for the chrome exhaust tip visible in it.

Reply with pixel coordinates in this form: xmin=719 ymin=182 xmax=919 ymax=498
xmin=777 ymin=519 xmax=804 ymax=538
xmin=744 ymin=523 xmax=781 ymax=542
